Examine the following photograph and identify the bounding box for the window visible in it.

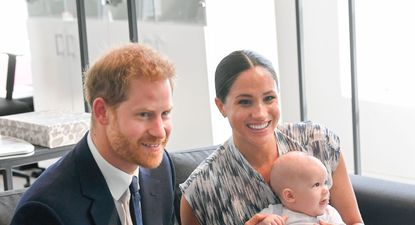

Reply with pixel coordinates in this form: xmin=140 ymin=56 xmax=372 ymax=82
xmin=351 ymin=0 xmax=415 ymax=183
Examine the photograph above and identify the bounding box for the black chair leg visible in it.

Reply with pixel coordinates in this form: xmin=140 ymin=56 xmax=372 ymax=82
xmin=31 ymin=167 xmax=45 ymax=178
xmin=18 ymin=163 xmax=45 ymax=178
xmin=12 ymin=169 xmax=31 ymax=188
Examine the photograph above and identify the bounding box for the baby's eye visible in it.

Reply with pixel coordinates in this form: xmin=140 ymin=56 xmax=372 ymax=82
xmin=313 ymin=182 xmax=321 ymax=187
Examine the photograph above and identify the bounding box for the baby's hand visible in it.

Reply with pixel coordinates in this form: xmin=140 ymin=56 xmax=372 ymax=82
xmin=257 ymin=214 xmax=288 ymax=225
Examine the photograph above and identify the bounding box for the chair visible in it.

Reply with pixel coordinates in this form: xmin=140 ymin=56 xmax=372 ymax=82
xmin=0 ymin=52 xmax=36 ymax=187
xmin=0 ymin=53 xmax=33 ymax=116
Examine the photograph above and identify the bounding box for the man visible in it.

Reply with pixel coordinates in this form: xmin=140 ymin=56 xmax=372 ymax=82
xmin=10 ymin=43 xmax=176 ymax=225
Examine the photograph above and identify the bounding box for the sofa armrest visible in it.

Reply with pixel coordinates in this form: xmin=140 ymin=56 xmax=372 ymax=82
xmin=350 ymin=174 xmax=415 ymax=225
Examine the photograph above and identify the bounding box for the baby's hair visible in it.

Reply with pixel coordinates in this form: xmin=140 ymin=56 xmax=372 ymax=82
xmin=270 ymin=151 xmax=324 ymax=198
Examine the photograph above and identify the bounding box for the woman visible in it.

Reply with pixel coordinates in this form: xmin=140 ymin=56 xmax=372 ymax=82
xmin=180 ymin=50 xmax=364 ymax=225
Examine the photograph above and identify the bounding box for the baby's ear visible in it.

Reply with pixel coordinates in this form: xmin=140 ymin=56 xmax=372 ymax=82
xmin=282 ymin=188 xmax=295 ymax=203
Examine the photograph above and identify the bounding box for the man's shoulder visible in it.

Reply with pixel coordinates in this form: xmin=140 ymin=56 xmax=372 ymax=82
xmin=18 ymin=161 xmax=78 ymax=204
xmin=16 ymin=146 xmax=86 ymax=208
xmin=13 ymin=172 xmax=83 ymax=225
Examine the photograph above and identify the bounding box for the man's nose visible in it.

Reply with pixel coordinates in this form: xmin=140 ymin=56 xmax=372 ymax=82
xmin=149 ymin=117 xmax=166 ymax=138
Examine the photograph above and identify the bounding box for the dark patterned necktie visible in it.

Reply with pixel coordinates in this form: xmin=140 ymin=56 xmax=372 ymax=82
xmin=129 ymin=176 xmax=143 ymax=225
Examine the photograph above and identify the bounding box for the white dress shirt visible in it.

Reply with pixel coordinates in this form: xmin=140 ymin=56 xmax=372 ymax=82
xmin=87 ymin=133 xmax=140 ymax=225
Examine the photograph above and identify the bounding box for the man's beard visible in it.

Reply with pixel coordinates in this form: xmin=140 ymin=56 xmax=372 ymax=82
xmin=108 ymin=121 xmax=167 ymax=169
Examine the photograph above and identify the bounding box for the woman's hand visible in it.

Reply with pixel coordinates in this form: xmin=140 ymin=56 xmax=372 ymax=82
xmin=245 ymin=214 xmax=287 ymax=225
xmin=257 ymin=214 xmax=288 ymax=225
xmin=245 ymin=214 xmax=268 ymax=225
xmin=317 ymin=220 xmax=332 ymax=225
xmin=318 ymin=220 xmax=365 ymax=225
xmin=315 ymin=220 xmax=365 ymax=225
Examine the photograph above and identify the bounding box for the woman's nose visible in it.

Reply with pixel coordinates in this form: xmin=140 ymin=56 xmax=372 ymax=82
xmin=251 ymin=103 xmax=267 ymax=119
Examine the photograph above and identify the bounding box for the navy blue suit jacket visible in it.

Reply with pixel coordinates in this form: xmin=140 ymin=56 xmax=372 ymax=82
xmin=10 ymin=133 xmax=175 ymax=225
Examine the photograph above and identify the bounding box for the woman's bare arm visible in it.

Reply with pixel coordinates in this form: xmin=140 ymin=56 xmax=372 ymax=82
xmin=180 ymin=195 xmax=202 ymax=225
xmin=180 ymin=195 xmax=272 ymax=225
xmin=330 ymin=153 xmax=364 ymax=225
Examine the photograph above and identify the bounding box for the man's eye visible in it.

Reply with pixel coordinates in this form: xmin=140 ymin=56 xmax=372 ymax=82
xmin=238 ymin=99 xmax=251 ymax=105
xmin=162 ymin=110 xmax=171 ymax=117
xmin=139 ymin=112 xmax=150 ymax=118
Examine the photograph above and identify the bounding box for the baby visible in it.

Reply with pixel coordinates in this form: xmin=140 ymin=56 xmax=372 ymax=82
xmin=259 ymin=151 xmax=346 ymax=225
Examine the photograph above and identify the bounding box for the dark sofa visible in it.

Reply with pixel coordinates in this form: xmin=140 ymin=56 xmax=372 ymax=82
xmin=0 ymin=188 xmax=26 ymax=225
xmin=169 ymin=145 xmax=415 ymax=225
xmin=2 ymin=145 xmax=415 ymax=225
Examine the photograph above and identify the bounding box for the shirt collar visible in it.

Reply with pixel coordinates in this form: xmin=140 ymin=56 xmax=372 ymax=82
xmin=87 ymin=132 xmax=139 ymax=201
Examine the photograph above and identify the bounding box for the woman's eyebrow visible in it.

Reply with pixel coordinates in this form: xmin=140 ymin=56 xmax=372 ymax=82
xmin=235 ymin=94 xmax=253 ymax=99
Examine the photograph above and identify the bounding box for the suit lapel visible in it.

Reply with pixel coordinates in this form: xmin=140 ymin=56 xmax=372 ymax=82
xmin=75 ymin=134 xmax=121 ymax=225
xmin=140 ymin=167 xmax=162 ymax=225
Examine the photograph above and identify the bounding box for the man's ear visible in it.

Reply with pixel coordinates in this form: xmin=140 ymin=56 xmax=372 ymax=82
xmin=282 ymin=188 xmax=296 ymax=203
xmin=215 ymin=97 xmax=227 ymax=118
xmin=92 ymin=97 xmax=110 ymax=125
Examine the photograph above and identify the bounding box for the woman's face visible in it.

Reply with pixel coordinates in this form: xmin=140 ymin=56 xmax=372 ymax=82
xmin=215 ymin=66 xmax=280 ymax=149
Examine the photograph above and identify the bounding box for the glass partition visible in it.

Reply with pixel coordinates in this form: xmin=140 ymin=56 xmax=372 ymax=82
xmin=107 ymin=0 xmax=206 ymax=24
xmin=27 ymin=0 xmax=102 ymax=19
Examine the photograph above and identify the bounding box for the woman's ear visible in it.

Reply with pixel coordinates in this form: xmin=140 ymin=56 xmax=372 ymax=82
xmin=282 ymin=188 xmax=296 ymax=203
xmin=214 ymin=97 xmax=226 ymax=118
xmin=92 ymin=97 xmax=110 ymax=125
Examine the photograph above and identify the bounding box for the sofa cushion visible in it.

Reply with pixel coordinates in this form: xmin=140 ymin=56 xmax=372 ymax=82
xmin=170 ymin=145 xmax=217 ymax=224
xmin=350 ymin=174 xmax=415 ymax=225
xmin=4 ymin=146 xmax=415 ymax=225
xmin=0 ymin=188 xmax=26 ymax=225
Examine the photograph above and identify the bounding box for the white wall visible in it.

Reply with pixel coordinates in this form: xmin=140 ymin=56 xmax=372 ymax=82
xmin=204 ymin=0 xmax=279 ymax=146
xmin=353 ymin=0 xmax=415 ymax=183
xmin=167 ymin=0 xmax=279 ymax=150
xmin=25 ymin=0 xmax=279 ymax=152
xmin=275 ymin=0 xmax=415 ymax=184
xmin=274 ymin=0 xmax=301 ymax=123
xmin=77 ymin=19 xmax=216 ymax=152
xmin=275 ymin=0 xmax=355 ymax=171
xmin=82 ymin=0 xmax=279 ymax=152
xmin=136 ymin=22 xmax=214 ymax=151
